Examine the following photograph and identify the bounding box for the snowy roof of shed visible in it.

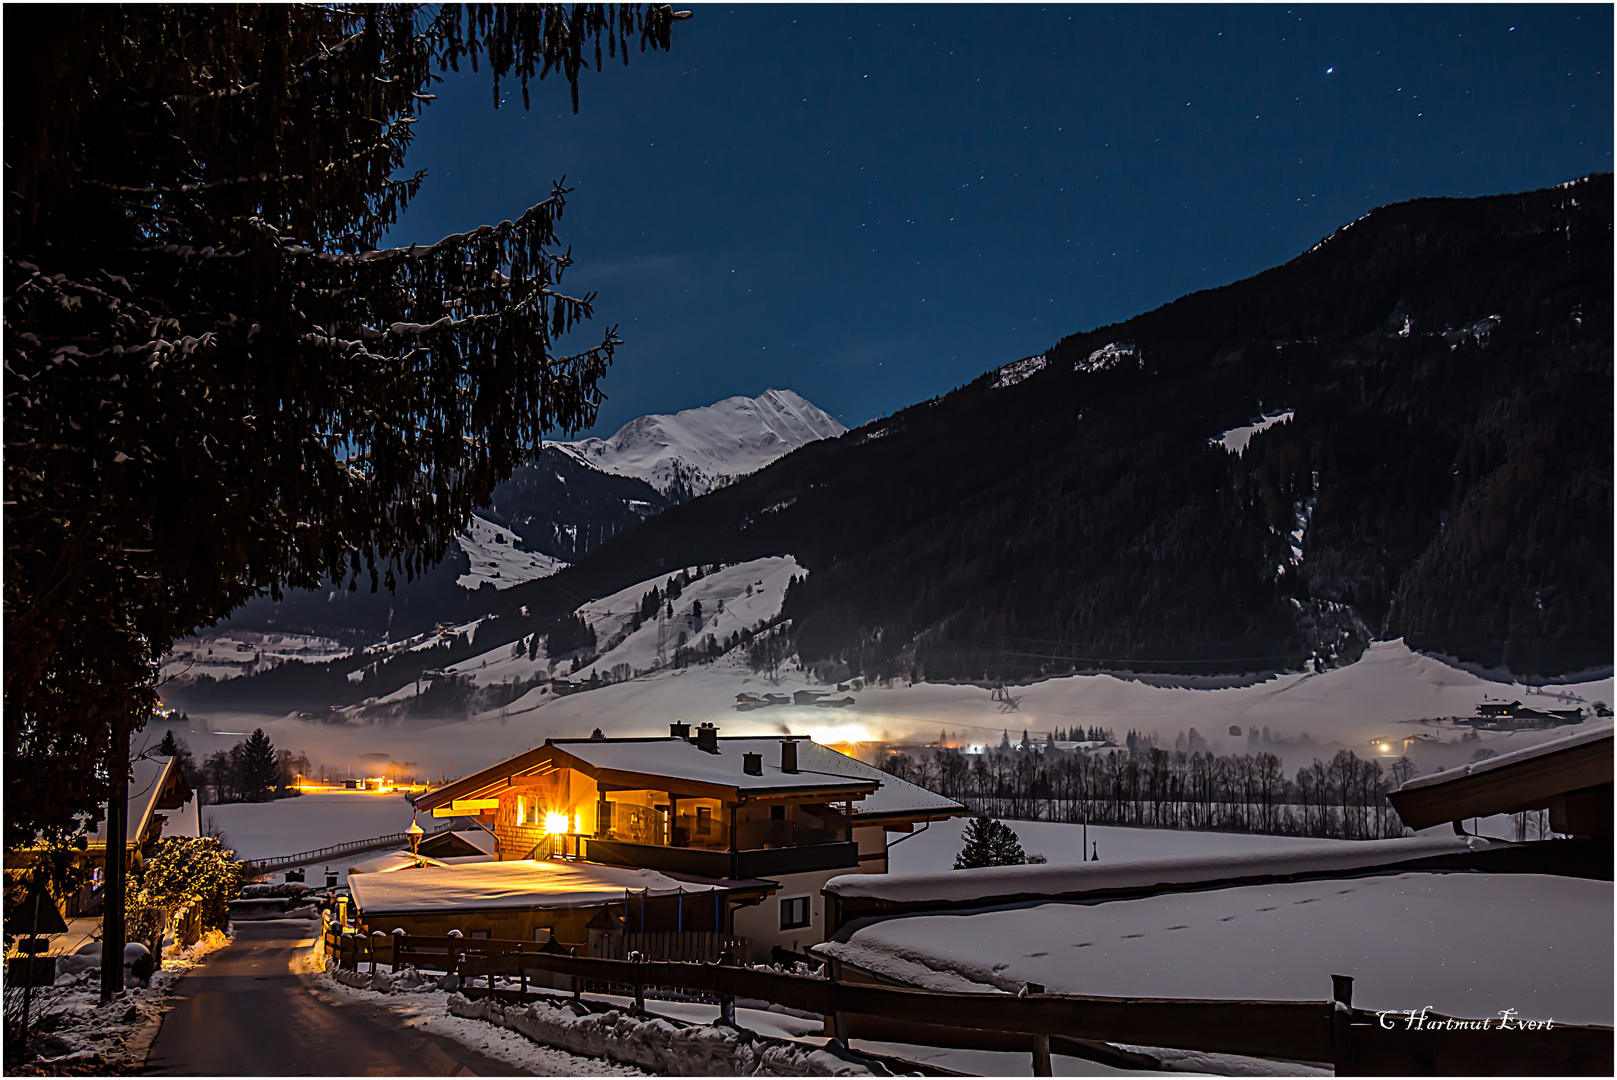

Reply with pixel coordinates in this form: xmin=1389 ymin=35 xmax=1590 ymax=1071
xmin=1388 ymin=724 xmax=1612 ymax=829
xmin=349 ymin=858 xmax=733 ymax=915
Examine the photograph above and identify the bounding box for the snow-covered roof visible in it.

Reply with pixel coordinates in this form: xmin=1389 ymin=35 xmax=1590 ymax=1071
xmin=347 ymin=851 xmax=450 ymax=875
xmin=824 ymin=834 xmax=1486 ymax=905
xmin=89 ymin=756 xmax=190 ymax=847
xmin=348 ymin=858 xmax=730 ymax=915
xmin=417 ymin=736 xmax=963 ymax=826
xmin=552 ymin=736 xmax=881 ymax=798
xmin=816 ymin=871 xmax=1612 ymax=1027
xmin=792 ymin=744 xmax=965 ymax=821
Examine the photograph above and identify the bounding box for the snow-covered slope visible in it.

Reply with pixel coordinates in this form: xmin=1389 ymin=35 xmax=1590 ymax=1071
xmin=425 ymin=556 xmax=804 ymax=698
xmin=455 ymin=514 xmax=568 ymax=591
xmin=553 ymin=390 xmax=845 ymax=499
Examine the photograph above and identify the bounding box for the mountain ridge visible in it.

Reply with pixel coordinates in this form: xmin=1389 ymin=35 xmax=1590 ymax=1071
xmin=179 ymin=176 xmax=1612 ymax=714
xmin=553 ymin=388 xmax=846 ymax=500
xmin=474 ymin=175 xmax=1613 ymax=680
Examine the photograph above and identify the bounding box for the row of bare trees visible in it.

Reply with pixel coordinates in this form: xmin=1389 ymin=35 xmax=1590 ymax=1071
xmin=881 ymin=744 xmax=1412 ymax=840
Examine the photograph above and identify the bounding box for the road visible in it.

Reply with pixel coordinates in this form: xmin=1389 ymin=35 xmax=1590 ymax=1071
xmin=143 ymin=921 xmax=525 ymax=1076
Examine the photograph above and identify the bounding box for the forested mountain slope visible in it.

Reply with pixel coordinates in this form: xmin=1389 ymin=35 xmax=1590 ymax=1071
xmin=504 ymin=176 xmax=1612 ymax=679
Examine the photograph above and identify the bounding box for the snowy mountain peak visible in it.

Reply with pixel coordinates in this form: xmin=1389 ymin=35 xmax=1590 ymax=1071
xmin=553 ymin=389 xmax=845 ymax=499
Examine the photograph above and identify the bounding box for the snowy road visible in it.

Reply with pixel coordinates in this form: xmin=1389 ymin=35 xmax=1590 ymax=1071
xmin=142 ymin=922 xmax=526 ymax=1076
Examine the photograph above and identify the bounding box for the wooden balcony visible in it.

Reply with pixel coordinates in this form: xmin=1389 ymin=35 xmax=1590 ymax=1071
xmin=582 ymin=838 xmax=859 ymax=879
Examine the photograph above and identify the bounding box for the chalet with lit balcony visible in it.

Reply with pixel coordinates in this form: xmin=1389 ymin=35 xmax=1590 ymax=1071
xmin=398 ymin=722 xmax=964 ymax=960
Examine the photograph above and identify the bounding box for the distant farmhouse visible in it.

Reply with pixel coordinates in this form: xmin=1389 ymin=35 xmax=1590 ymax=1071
xmin=1457 ymin=698 xmax=1589 ymax=731
xmin=344 ymin=723 xmax=964 ymax=961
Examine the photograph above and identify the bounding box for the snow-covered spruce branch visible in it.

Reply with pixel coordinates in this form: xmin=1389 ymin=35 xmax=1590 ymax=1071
xmin=281 ymin=188 xmax=569 ymax=268
xmin=93 ymin=138 xmax=404 ymax=198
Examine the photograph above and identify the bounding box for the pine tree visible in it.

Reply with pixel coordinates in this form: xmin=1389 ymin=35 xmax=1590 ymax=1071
xmin=954 ymin=815 xmax=1029 ymax=869
xmin=5 ymin=4 xmax=685 ymax=854
xmin=238 ymin=729 xmax=280 ymax=802
xmin=156 ymin=730 xmax=198 ymax=789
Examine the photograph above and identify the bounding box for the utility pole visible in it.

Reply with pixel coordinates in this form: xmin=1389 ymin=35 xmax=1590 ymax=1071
xmin=100 ymin=719 xmax=129 ymax=1003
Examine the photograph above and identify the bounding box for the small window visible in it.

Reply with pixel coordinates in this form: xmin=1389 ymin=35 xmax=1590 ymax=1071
xmin=516 ymin=796 xmax=526 ymax=827
xmin=469 ymin=929 xmax=491 ymax=939
xmin=780 ymin=896 xmax=811 ymax=930
xmin=696 ymin=806 xmax=712 ymax=834
xmin=771 ymin=805 xmax=786 ymax=821
xmin=533 ymin=927 xmax=552 ymax=943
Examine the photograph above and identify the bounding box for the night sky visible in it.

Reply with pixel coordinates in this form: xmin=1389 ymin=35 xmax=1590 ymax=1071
xmin=387 ymin=4 xmax=1613 ymax=436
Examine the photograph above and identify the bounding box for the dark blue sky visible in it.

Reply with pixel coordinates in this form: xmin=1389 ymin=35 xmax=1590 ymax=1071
xmin=388 ymin=4 xmax=1613 ymax=436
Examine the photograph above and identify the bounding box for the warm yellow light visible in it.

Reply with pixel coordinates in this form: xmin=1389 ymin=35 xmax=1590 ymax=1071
xmin=806 ymin=723 xmax=873 ymax=747
xmin=543 ymin=811 xmax=570 ymax=835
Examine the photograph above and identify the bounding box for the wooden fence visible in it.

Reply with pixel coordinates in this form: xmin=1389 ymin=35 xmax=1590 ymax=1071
xmin=597 ymin=931 xmax=747 ymax=963
xmin=320 ymin=923 xmax=1611 ymax=1075
xmin=447 ymin=949 xmax=1611 ymax=1077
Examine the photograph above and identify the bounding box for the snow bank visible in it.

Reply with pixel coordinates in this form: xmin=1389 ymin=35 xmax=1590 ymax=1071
xmin=19 ymin=929 xmax=232 ymax=1070
xmin=826 ymin=834 xmax=1485 ymax=904
xmin=447 ymin=993 xmax=875 ymax=1076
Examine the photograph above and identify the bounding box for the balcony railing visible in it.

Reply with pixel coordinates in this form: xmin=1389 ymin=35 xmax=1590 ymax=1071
xmin=582 ymin=838 xmax=858 ymax=879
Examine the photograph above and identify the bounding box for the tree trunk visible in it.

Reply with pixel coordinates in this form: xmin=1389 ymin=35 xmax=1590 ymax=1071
xmin=100 ymin=720 xmax=129 ymax=1003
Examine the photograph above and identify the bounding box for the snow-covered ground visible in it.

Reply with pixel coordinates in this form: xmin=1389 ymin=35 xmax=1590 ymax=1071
xmin=554 ymin=389 xmax=845 ymax=498
xmin=993 ymin=354 xmax=1048 ymax=388
xmin=202 ymin=791 xmax=416 ymax=861
xmin=456 ymin=513 xmax=568 ymax=591
xmin=1211 ymin=410 xmax=1294 ymax=455
xmin=887 ymin=816 xmax=1349 ymax=874
xmin=819 ymin=871 xmax=1612 ymax=1026
xmin=170 ymin=627 xmax=1610 ymax=847
xmin=160 ymin=631 xmax=350 ymax=685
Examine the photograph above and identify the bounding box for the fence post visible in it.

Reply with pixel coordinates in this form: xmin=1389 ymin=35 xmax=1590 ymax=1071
xmin=718 ymin=949 xmax=737 ymax=1027
xmin=631 ymin=951 xmax=645 ymax=1015
xmin=391 ymin=928 xmax=405 ymax=973
xmin=1330 ymin=973 xmax=1356 ymax=1074
xmin=517 ymin=942 xmax=527 ymax=997
xmin=370 ymin=931 xmax=384 ymax=975
xmin=1026 ymin=983 xmax=1052 ymax=1076
xmin=828 ymin=956 xmax=848 ymax=1045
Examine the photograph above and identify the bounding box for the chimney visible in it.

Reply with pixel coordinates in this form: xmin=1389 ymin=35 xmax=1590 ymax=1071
xmin=780 ymin=740 xmax=798 ymax=774
xmin=743 ymin=752 xmax=762 ymax=775
xmin=669 ymin=721 xmax=691 ymax=740
xmin=695 ymin=722 xmax=719 ymax=754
